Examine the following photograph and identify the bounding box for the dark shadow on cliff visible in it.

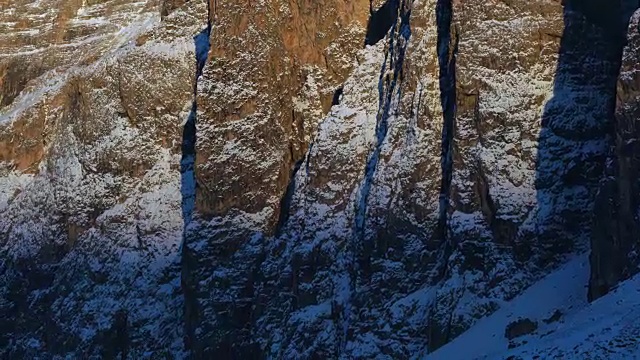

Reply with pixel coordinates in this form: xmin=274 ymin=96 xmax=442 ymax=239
xmin=527 ymin=0 xmax=633 ymax=267
xmin=180 ymin=26 xmax=210 ymax=230
xmin=364 ymin=0 xmax=400 ymax=46
xmin=432 ymin=0 xmax=457 ymax=278
xmin=180 ymin=17 xmax=211 ymax=355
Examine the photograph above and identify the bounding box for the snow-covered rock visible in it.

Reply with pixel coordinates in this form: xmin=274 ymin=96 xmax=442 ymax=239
xmin=2 ymin=0 xmax=640 ymax=358
xmin=428 ymin=254 xmax=640 ymax=359
xmin=1 ymin=0 xmax=208 ymax=357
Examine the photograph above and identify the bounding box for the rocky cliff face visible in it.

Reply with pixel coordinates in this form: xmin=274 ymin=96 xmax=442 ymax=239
xmin=0 ymin=0 xmax=207 ymax=356
xmin=2 ymin=0 xmax=640 ymax=358
xmin=185 ymin=0 xmax=640 ymax=357
xmin=589 ymin=3 xmax=640 ymax=301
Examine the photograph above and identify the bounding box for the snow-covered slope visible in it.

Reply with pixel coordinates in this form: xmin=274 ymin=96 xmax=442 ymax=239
xmin=428 ymin=254 xmax=640 ymax=359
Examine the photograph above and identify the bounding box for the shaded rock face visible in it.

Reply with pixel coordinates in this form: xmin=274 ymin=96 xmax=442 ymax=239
xmin=2 ymin=0 xmax=640 ymax=359
xmin=427 ymin=0 xmax=639 ymax=349
xmin=589 ymin=6 xmax=640 ymax=302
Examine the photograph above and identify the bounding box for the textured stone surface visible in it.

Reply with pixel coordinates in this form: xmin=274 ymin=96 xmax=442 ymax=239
xmin=0 ymin=0 xmax=208 ymax=357
xmin=2 ymin=0 xmax=640 ymax=358
xmin=427 ymin=0 xmax=640 ymax=350
xmin=185 ymin=0 xmax=639 ymax=357
xmin=589 ymin=6 xmax=640 ymax=301
xmin=182 ymin=0 xmax=373 ymax=356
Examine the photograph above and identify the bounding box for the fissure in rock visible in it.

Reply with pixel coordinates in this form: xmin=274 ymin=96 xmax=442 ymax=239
xmin=275 ymin=156 xmax=304 ymax=236
xmin=332 ymin=86 xmax=344 ymax=105
xmin=433 ymin=0 xmax=458 ymax=277
xmin=181 ymin=3 xmax=212 ymax=353
xmin=180 ymin=1 xmax=211 ymax=228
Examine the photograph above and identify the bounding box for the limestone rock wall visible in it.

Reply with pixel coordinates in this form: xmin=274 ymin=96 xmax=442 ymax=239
xmin=183 ymin=0 xmax=640 ymax=357
xmin=2 ymin=0 xmax=640 ymax=358
xmin=0 ymin=0 xmax=208 ymax=356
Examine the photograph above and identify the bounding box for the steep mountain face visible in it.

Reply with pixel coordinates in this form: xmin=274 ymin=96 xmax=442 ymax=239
xmin=2 ymin=0 xmax=640 ymax=359
xmin=182 ymin=0 xmax=374 ymax=355
xmin=185 ymin=0 xmax=640 ymax=357
xmin=0 ymin=0 xmax=207 ymax=356
xmin=590 ymin=5 xmax=640 ymax=302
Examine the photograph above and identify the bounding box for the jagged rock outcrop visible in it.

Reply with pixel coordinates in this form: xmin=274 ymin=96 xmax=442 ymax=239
xmin=589 ymin=5 xmax=640 ymax=301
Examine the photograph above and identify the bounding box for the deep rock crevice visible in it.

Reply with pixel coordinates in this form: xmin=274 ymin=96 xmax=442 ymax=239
xmin=181 ymin=0 xmax=211 ymax=354
xmin=180 ymin=1 xmax=211 ymax=228
xmin=365 ymin=0 xmax=401 ymax=46
xmin=275 ymin=156 xmax=303 ymax=236
xmin=433 ymin=0 xmax=458 ymax=277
